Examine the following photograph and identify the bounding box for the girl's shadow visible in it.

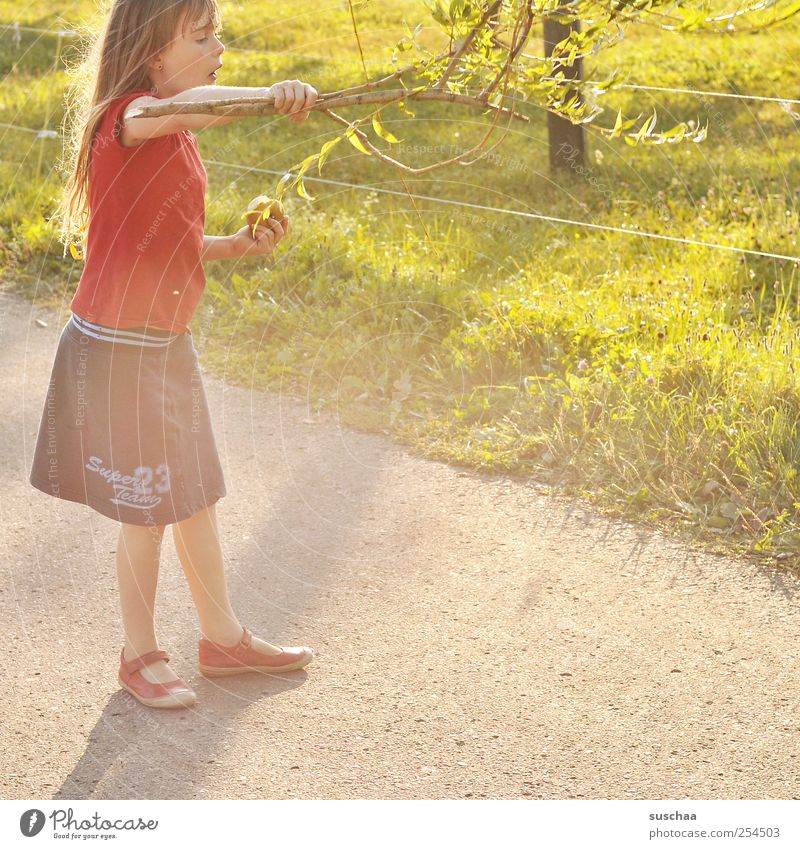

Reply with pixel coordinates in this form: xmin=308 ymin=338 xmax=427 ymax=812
xmin=55 ymin=665 xmax=310 ymax=799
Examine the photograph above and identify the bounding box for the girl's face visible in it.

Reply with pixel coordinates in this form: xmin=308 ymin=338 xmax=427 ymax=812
xmin=149 ymin=8 xmax=225 ymax=97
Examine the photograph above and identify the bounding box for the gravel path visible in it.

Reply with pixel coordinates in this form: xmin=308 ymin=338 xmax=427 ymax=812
xmin=2 ymin=287 xmax=799 ymax=800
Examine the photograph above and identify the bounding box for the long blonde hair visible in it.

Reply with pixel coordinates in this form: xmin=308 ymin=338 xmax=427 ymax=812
xmin=55 ymin=0 xmax=221 ymax=258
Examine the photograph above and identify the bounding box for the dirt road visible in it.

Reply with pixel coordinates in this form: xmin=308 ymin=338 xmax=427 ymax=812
xmin=2 ymin=288 xmax=799 ymax=800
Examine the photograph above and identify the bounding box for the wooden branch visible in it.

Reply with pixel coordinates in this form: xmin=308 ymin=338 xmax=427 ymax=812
xmin=304 ymin=34 xmax=523 ymax=180
xmin=346 ymin=0 xmax=369 ymax=82
xmin=433 ymin=0 xmax=504 ymax=90
xmin=318 ymin=91 xmax=513 ymax=176
xmin=127 ymin=88 xmax=531 ymax=124
xmin=478 ymin=1 xmax=534 ymax=102
xmin=324 ymin=68 xmax=417 ymax=100
xmin=323 ymin=49 xmax=451 ymax=100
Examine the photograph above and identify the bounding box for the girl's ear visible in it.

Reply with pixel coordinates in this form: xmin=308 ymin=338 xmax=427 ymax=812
xmin=146 ymin=56 xmax=164 ymax=94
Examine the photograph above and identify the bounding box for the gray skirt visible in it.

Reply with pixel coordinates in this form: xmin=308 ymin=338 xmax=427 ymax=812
xmin=29 ymin=317 xmax=226 ymax=527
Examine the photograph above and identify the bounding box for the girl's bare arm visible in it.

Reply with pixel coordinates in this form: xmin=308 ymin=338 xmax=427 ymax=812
xmin=120 ymin=86 xmax=270 ymax=144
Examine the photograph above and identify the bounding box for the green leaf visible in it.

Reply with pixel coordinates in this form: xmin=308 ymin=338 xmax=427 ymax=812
xmin=397 ymin=99 xmax=415 ymax=117
xmin=429 ymin=0 xmax=451 ymax=26
xmin=628 ymin=110 xmax=657 ymax=145
xmin=320 ymin=136 xmax=343 ymax=155
xmin=298 ymin=151 xmax=320 ymax=171
xmin=660 ymin=122 xmax=687 ymax=142
xmin=611 ymin=108 xmax=623 ymax=138
xmin=593 ymin=70 xmax=619 ymax=91
xmin=296 ymin=178 xmax=314 ymax=201
xmin=371 ymin=111 xmax=402 ymax=144
xmin=679 ymin=7 xmax=708 ymax=30
xmin=345 ymin=126 xmax=373 ymax=155
xmin=317 ymin=135 xmax=344 ymax=174
xmin=297 ymin=152 xmax=320 ymax=180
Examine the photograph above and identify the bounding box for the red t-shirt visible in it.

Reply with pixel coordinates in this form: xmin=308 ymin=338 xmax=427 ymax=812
xmin=70 ymin=89 xmax=208 ymax=332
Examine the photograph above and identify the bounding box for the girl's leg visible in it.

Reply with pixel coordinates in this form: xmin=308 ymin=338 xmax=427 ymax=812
xmin=172 ymin=503 xmax=285 ymax=655
xmin=116 ymin=521 xmax=183 ymax=684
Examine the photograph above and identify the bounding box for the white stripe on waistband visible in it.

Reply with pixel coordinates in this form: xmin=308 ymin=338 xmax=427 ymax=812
xmin=70 ymin=314 xmax=178 ymax=347
xmin=71 ymin=313 xmax=179 ymax=341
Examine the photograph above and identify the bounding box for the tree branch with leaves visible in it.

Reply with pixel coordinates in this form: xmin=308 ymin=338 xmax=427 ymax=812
xmin=125 ymin=0 xmax=800 ymax=202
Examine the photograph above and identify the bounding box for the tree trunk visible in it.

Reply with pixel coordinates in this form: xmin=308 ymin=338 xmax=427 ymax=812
xmin=543 ymin=7 xmax=586 ymax=170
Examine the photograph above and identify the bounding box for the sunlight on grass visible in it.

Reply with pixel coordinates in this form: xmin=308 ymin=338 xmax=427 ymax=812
xmin=4 ymin=2 xmax=800 ymax=561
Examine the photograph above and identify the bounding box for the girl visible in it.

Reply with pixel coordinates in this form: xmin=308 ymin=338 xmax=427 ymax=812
xmin=29 ymin=0 xmax=319 ymax=709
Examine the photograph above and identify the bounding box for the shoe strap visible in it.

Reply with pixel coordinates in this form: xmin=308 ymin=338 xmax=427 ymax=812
xmin=121 ymin=648 xmax=170 ymax=675
xmin=225 ymin=627 xmax=252 ymax=659
xmin=199 ymin=626 xmax=253 ymax=655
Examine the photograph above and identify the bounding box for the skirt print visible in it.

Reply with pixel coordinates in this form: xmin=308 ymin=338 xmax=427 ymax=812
xmin=29 ymin=318 xmax=227 ymax=527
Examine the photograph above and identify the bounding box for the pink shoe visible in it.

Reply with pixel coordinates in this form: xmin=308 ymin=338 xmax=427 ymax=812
xmin=118 ymin=648 xmax=197 ymax=709
xmin=198 ymin=626 xmax=314 ymax=677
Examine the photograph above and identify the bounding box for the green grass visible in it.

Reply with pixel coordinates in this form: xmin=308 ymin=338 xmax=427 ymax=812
xmin=5 ymin=2 xmax=800 ymax=566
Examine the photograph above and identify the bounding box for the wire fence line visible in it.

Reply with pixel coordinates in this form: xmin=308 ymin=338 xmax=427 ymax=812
xmin=3 ymin=21 xmax=799 ymax=263
xmin=1 ymin=118 xmax=798 ymax=263
xmin=3 ymin=20 xmax=800 ymax=108
xmin=0 ymin=21 xmax=389 ymax=64
xmin=201 ymin=157 xmax=800 ymax=264
xmin=2 ymin=22 xmax=77 ymax=37
xmin=0 ymin=120 xmax=57 ymax=137
xmin=617 ymin=82 xmax=800 ymax=107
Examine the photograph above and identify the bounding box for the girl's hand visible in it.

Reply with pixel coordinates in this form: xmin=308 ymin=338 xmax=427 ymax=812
xmin=229 ymin=216 xmax=289 ymax=258
xmin=269 ymin=80 xmax=318 ymax=122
